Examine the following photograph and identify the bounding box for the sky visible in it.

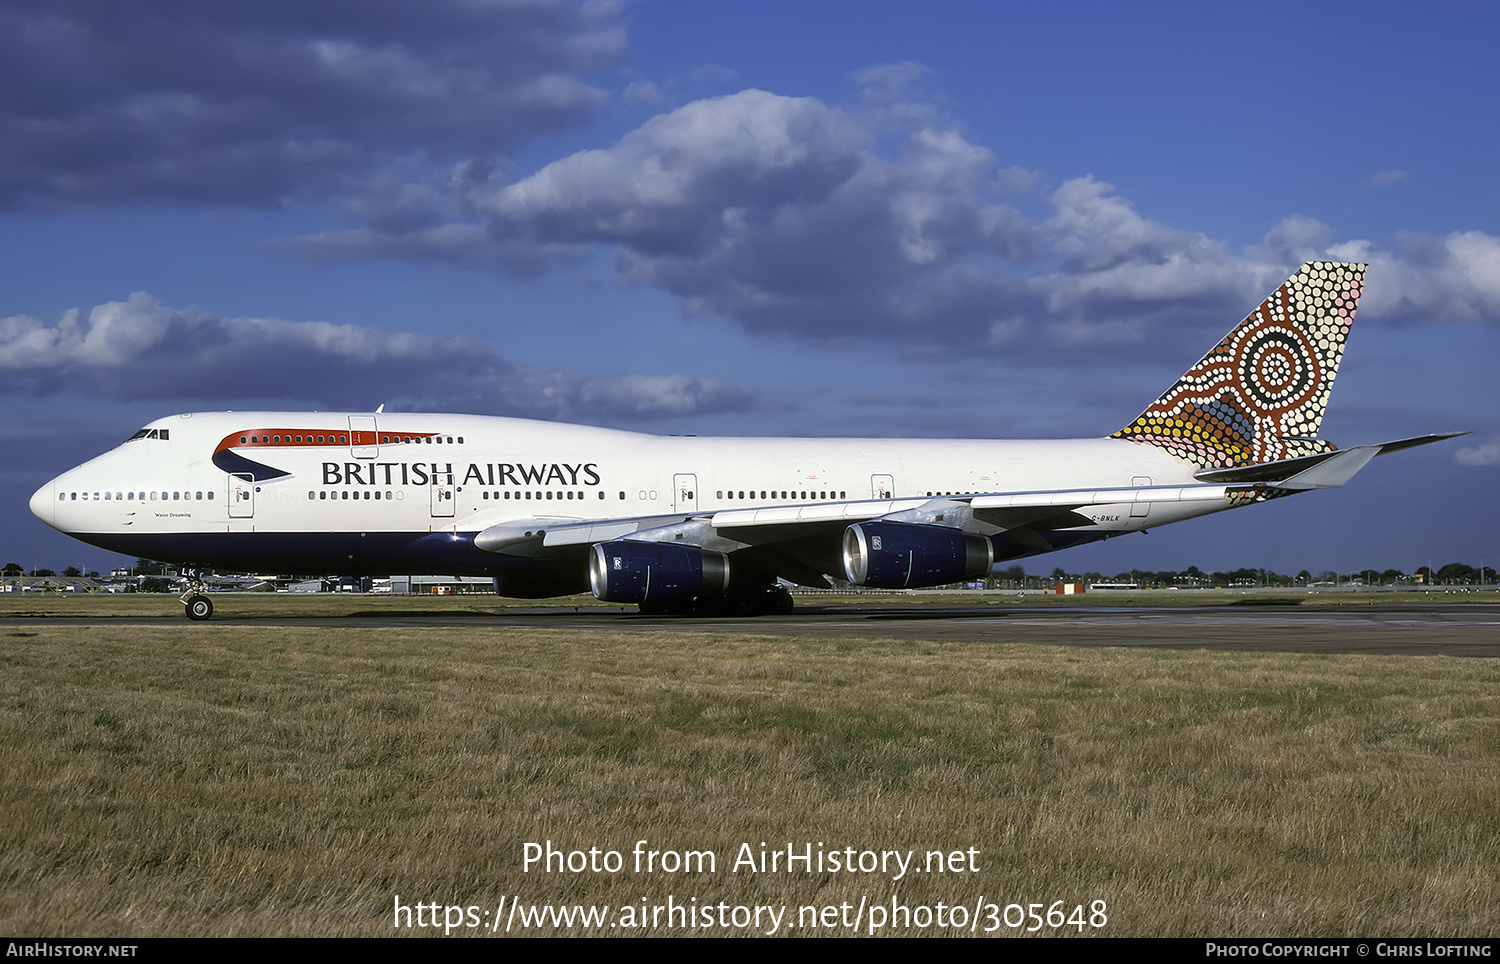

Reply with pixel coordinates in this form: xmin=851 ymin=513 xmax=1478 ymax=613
xmin=3 ymin=0 xmax=1497 ymax=578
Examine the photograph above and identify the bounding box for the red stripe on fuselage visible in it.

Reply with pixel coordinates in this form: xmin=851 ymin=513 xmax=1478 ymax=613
xmin=212 ymin=430 xmax=439 ymax=454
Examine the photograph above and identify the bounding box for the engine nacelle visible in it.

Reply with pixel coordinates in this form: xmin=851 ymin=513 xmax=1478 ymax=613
xmin=842 ymin=522 xmax=994 ymax=589
xmin=588 ymin=541 xmax=731 ymax=604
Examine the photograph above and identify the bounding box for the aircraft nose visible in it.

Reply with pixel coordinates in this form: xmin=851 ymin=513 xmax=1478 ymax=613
xmin=30 ymin=479 xmax=55 ymax=527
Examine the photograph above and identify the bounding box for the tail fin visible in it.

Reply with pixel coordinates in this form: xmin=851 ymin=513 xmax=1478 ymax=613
xmin=1112 ymin=261 xmax=1366 ymax=468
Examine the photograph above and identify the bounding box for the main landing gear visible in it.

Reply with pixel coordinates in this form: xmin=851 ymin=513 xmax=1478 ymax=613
xmin=179 ymin=567 xmax=214 ymax=621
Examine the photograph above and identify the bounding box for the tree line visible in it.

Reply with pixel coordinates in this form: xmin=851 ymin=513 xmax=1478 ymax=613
xmin=990 ymin=562 xmax=1494 ymax=589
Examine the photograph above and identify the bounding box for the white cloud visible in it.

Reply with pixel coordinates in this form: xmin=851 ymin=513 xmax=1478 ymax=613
xmin=1455 ymin=437 xmax=1500 ymax=467
xmin=0 ymin=1 xmax=625 ymax=208
xmin=285 ymin=82 xmax=1500 ymax=360
xmin=0 ymin=294 xmax=760 ymax=422
xmin=481 ymin=90 xmax=869 ymax=250
xmin=622 ymin=80 xmax=663 ymax=106
xmin=1335 ymin=230 xmax=1500 ymax=322
xmin=1363 ymin=169 xmax=1409 ymax=189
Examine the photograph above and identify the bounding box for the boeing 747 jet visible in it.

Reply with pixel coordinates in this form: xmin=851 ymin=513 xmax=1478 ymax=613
xmin=31 ymin=263 xmax=1457 ymax=618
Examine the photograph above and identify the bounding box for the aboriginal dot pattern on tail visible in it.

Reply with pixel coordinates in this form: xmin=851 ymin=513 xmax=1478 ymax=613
xmin=1112 ymin=262 xmax=1366 ymax=468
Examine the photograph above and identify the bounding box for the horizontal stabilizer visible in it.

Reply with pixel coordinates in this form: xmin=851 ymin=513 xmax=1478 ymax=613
xmin=1273 ymin=445 xmax=1380 ymax=490
xmin=1194 ymin=449 xmax=1345 ymax=484
xmin=1195 ymin=433 xmax=1465 ymax=488
xmin=1372 ymin=432 xmax=1468 ymax=456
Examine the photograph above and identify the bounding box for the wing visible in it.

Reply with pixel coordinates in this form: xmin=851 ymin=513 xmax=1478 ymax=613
xmin=469 ymin=482 xmax=1236 ymax=590
xmin=472 ymin=433 xmax=1461 ymax=594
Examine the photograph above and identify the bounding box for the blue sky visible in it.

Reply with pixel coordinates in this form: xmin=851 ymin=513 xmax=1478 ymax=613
xmin=3 ymin=0 xmax=1497 ymax=577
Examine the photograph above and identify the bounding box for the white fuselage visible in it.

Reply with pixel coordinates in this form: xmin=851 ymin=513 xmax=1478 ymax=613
xmin=32 ymin=411 xmax=1203 ymax=545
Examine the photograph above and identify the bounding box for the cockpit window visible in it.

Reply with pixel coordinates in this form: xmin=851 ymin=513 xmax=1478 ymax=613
xmin=125 ymin=428 xmax=169 ymax=442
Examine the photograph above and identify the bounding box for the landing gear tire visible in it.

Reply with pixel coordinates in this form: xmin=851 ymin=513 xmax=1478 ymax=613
xmin=185 ymin=594 xmax=213 ymax=621
xmin=767 ymin=587 xmax=794 ymax=615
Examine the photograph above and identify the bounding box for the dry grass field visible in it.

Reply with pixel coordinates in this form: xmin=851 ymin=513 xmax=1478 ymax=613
xmin=1 ymin=619 xmax=1497 ymax=936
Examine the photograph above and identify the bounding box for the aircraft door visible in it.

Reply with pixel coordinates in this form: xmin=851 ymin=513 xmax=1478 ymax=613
xmin=349 ymin=416 xmax=378 ymax=459
xmin=673 ymin=474 xmax=698 ymax=512
xmin=871 ymin=474 xmax=894 ymax=499
xmin=430 ymin=477 xmax=455 ymax=517
xmin=1131 ymin=476 xmax=1152 ymax=518
xmin=228 ymin=473 xmax=254 ymax=518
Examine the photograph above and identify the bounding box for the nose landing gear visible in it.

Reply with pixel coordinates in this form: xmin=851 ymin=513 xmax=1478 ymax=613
xmin=184 ymin=594 xmax=214 ymax=621
xmin=179 ymin=567 xmax=214 ymax=620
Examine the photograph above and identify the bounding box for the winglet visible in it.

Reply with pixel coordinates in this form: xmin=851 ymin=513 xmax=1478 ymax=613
xmin=1114 ymin=262 xmax=1366 ymax=468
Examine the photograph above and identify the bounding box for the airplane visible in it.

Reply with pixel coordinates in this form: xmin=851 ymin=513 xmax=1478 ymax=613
xmin=30 ymin=262 xmax=1458 ymax=620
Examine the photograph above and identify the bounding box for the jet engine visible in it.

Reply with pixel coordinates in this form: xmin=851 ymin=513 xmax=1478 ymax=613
xmin=841 ymin=521 xmax=994 ymax=589
xmin=588 ymin=541 xmax=731 ymax=604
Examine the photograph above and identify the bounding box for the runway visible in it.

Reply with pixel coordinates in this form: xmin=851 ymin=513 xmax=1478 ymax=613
xmin=359 ymin=603 xmax=1500 ymax=657
xmin=9 ymin=602 xmax=1500 ymax=657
